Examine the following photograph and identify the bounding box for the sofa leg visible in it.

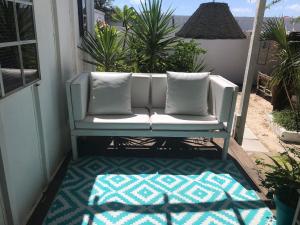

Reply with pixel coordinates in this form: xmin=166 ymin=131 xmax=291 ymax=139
xmin=222 ymin=137 xmax=230 ymax=160
xmin=71 ymin=135 xmax=78 ymax=160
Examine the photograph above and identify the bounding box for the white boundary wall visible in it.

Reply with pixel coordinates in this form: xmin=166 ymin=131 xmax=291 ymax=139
xmin=191 ymin=34 xmax=274 ymax=85
xmin=196 ymin=38 xmax=250 ymax=84
xmin=184 ymin=36 xmax=251 ymax=85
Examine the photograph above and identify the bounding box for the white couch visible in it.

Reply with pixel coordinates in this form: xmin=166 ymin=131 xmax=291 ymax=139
xmin=66 ymin=73 xmax=238 ymax=160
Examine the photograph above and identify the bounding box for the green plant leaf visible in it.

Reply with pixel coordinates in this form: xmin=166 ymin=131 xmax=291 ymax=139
xmin=79 ymin=25 xmax=125 ymax=71
xmin=129 ymin=0 xmax=178 ymax=72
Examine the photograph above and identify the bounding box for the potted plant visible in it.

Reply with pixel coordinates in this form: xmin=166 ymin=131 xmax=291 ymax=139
xmin=256 ymin=146 xmax=300 ymax=225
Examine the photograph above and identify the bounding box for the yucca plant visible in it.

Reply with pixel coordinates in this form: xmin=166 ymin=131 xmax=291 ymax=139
xmin=79 ymin=24 xmax=124 ymax=71
xmin=112 ymin=5 xmax=136 ymax=50
xmin=130 ymin=0 xmax=178 ymax=73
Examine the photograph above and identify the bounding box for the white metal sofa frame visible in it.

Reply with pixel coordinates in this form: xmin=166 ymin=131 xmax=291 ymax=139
xmin=66 ymin=73 xmax=238 ymax=160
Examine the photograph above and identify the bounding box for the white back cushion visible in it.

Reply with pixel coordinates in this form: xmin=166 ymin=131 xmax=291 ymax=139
xmin=131 ymin=73 xmax=151 ymax=108
xmin=71 ymin=73 xmax=150 ymax=120
xmin=151 ymin=74 xmax=167 ymax=108
xmin=151 ymin=74 xmax=235 ymax=120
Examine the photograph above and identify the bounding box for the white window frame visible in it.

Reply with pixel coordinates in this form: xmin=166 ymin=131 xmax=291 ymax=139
xmin=0 ymin=0 xmax=40 ymax=99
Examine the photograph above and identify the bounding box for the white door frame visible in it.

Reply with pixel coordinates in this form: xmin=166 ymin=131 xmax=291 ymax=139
xmin=0 ymin=147 xmax=14 ymax=225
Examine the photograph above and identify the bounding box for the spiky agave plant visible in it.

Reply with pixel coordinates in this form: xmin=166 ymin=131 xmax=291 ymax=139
xmin=130 ymin=0 xmax=178 ymax=73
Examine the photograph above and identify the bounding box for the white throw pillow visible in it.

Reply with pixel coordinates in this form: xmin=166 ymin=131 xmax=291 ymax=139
xmin=88 ymin=72 xmax=132 ymax=115
xmin=165 ymin=71 xmax=210 ymax=115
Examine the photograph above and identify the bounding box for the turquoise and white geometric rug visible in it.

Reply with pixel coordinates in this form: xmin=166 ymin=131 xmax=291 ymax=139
xmin=44 ymin=157 xmax=275 ymax=225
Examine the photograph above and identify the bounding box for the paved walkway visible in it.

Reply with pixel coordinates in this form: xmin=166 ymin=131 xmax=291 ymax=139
xmin=242 ymin=126 xmax=269 ymax=153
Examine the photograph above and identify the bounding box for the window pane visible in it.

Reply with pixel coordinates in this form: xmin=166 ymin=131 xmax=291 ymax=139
xmin=0 ymin=1 xmax=17 ymax=43
xmin=21 ymin=44 xmax=39 ymax=83
xmin=82 ymin=0 xmax=87 ymax=31
xmin=82 ymin=0 xmax=86 ymax=14
xmin=0 ymin=47 xmax=23 ymax=93
xmin=16 ymin=3 xmax=35 ymax=41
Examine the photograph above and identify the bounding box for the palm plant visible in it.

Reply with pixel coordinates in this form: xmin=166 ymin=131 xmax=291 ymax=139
xmin=261 ymin=18 xmax=300 ymax=131
xmin=112 ymin=5 xmax=136 ymax=50
xmin=130 ymin=0 xmax=178 ymax=73
xmin=79 ymin=24 xmax=124 ymax=71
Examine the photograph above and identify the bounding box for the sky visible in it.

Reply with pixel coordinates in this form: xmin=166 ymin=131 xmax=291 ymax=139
xmin=112 ymin=0 xmax=300 ymax=17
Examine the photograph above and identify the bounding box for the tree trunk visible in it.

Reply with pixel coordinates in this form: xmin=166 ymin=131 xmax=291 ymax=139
xmin=271 ymin=83 xmax=289 ymax=111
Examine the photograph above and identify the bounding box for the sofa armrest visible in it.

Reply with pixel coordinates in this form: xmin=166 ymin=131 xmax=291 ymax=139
xmin=66 ymin=73 xmax=89 ymax=124
xmin=208 ymin=75 xmax=238 ymax=124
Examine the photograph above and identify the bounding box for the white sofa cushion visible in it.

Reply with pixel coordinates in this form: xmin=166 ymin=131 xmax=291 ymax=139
xmin=151 ymin=74 xmax=167 ymax=108
xmin=151 ymin=108 xmax=224 ymax=131
xmin=88 ymin=72 xmax=132 ymax=115
xmin=131 ymin=73 xmax=151 ymax=108
xmin=75 ymin=108 xmax=150 ymax=130
xmin=165 ymin=71 xmax=210 ymax=115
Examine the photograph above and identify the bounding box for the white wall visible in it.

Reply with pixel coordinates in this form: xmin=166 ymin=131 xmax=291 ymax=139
xmin=40 ymin=0 xmax=82 ymax=177
xmin=36 ymin=0 xmax=82 ymax=184
xmin=187 ymin=34 xmax=276 ymax=85
xmin=192 ymin=37 xmax=251 ymax=85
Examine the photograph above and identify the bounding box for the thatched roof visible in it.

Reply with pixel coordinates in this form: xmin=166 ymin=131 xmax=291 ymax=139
xmin=176 ymin=2 xmax=246 ymax=39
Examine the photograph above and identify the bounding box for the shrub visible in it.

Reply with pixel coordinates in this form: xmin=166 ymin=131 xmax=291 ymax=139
xmin=166 ymin=40 xmax=207 ymax=72
xmin=256 ymin=146 xmax=300 ymax=208
xmin=273 ymin=109 xmax=300 ymax=131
